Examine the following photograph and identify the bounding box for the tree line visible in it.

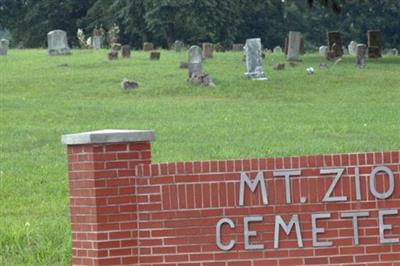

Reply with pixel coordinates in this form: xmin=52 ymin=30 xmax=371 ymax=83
xmin=0 ymin=0 xmax=399 ymax=50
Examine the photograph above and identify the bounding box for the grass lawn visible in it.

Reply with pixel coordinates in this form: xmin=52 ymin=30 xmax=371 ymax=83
xmin=0 ymin=49 xmax=399 ymax=265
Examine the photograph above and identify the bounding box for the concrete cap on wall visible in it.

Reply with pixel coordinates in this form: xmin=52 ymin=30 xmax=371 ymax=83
xmin=61 ymin=129 xmax=155 ymax=145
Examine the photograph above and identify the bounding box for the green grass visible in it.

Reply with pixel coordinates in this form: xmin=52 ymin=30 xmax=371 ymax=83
xmin=0 ymin=49 xmax=399 ymax=265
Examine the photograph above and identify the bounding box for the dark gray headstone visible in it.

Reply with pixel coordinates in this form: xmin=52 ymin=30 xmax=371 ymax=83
xmin=356 ymin=44 xmax=367 ymax=67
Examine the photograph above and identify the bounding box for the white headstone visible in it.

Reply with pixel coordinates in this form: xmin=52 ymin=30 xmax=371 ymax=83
xmin=47 ymin=30 xmax=71 ymax=56
xmin=0 ymin=39 xmax=10 ymax=56
xmin=287 ymin=31 xmax=302 ymax=61
xmin=319 ymin=46 xmax=328 ymax=56
xmin=244 ymin=38 xmax=266 ymax=80
xmin=348 ymin=41 xmax=357 ymax=56
xmin=387 ymin=48 xmax=398 ymax=56
xmin=188 ymin=45 xmax=203 ymax=78
xmin=273 ymin=46 xmax=283 ymax=54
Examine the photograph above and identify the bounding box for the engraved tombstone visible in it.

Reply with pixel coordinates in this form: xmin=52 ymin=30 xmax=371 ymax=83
xmin=202 ymin=43 xmax=214 ymax=59
xmin=244 ymin=38 xmax=266 ymax=80
xmin=174 ymin=40 xmax=183 ymax=52
xmin=121 ymin=45 xmax=131 ymax=58
xmin=149 ymin=51 xmax=160 ymax=60
xmin=319 ymin=46 xmax=328 ymax=56
xmin=188 ymin=45 xmax=203 ymax=78
xmin=232 ymin=43 xmax=244 ymax=51
xmin=348 ymin=41 xmax=357 ymax=56
xmin=0 ymin=39 xmax=9 ymax=56
xmin=92 ymin=28 xmax=101 ymax=49
xmin=367 ymin=30 xmax=382 ymax=58
xmin=327 ymin=31 xmax=343 ymax=58
xmin=356 ymin=44 xmax=367 ymax=67
xmin=143 ymin=42 xmax=154 ymax=51
xmin=47 ymin=30 xmax=71 ymax=56
xmin=273 ymin=46 xmax=283 ymax=54
xmin=287 ymin=31 xmax=302 ymax=61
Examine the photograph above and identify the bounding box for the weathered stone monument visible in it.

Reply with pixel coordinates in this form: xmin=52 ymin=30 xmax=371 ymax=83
xmin=244 ymin=38 xmax=266 ymax=80
xmin=92 ymin=27 xmax=102 ymax=49
xmin=232 ymin=43 xmax=244 ymax=51
xmin=388 ymin=48 xmax=398 ymax=56
xmin=173 ymin=40 xmax=183 ymax=52
xmin=367 ymin=30 xmax=382 ymax=58
xmin=150 ymin=51 xmax=160 ymax=60
xmin=326 ymin=31 xmax=343 ymax=59
xmin=287 ymin=31 xmax=302 ymax=61
xmin=348 ymin=41 xmax=358 ymax=56
xmin=273 ymin=46 xmax=282 ymax=54
xmin=108 ymin=50 xmax=118 ymax=60
xmin=202 ymin=43 xmax=214 ymax=58
xmin=188 ymin=45 xmax=203 ymax=78
xmin=0 ymin=39 xmax=9 ymax=56
xmin=121 ymin=45 xmax=131 ymax=58
xmin=143 ymin=42 xmax=154 ymax=51
xmin=356 ymin=44 xmax=367 ymax=68
xmin=319 ymin=45 xmax=328 ymax=56
xmin=47 ymin=30 xmax=71 ymax=56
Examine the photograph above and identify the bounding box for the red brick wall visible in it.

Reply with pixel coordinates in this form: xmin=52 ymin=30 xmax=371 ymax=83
xmin=66 ymin=148 xmax=400 ymax=266
xmin=67 ymin=142 xmax=151 ymax=266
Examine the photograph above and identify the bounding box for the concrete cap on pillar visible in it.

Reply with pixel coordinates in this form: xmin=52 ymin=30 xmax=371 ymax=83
xmin=61 ymin=129 xmax=155 ymax=145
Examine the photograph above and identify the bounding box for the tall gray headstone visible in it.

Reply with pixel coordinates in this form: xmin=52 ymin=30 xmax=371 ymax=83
xmin=188 ymin=45 xmax=203 ymax=78
xmin=244 ymin=38 xmax=266 ymax=80
xmin=287 ymin=31 xmax=302 ymax=61
xmin=92 ymin=28 xmax=101 ymax=49
xmin=47 ymin=30 xmax=71 ymax=56
xmin=0 ymin=39 xmax=10 ymax=56
xmin=356 ymin=44 xmax=367 ymax=67
xmin=348 ymin=41 xmax=357 ymax=56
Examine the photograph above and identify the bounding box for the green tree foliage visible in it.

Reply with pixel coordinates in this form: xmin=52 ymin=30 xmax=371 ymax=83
xmin=0 ymin=0 xmax=399 ymax=49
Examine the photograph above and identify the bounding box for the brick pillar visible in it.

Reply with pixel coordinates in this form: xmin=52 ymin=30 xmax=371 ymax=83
xmin=62 ymin=130 xmax=155 ymax=266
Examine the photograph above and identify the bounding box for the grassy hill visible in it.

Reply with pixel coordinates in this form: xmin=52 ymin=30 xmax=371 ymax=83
xmin=0 ymin=49 xmax=399 ymax=264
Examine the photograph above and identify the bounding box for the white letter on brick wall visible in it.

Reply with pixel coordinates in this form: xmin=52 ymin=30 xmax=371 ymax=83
xmin=244 ymin=216 xmax=264 ymax=250
xmin=273 ymin=170 xmax=301 ymax=204
xmin=239 ymin=172 xmax=268 ymax=206
xmin=312 ymin=213 xmax=333 ymax=247
xmin=379 ymin=209 xmax=400 ymax=244
xmin=274 ymin=214 xmax=303 ymax=248
xmin=216 ymin=218 xmax=236 ymax=250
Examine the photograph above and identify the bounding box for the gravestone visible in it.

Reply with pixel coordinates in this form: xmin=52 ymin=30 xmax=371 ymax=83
xmin=121 ymin=45 xmax=131 ymax=58
xmin=356 ymin=44 xmax=367 ymax=68
xmin=202 ymin=43 xmax=214 ymax=58
xmin=150 ymin=51 xmax=160 ymax=60
xmin=174 ymin=40 xmax=183 ymax=52
xmin=232 ymin=43 xmax=244 ymax=51
xmin=108 ymin=50 xmax=118 ymax=60
xmin=112 ymin=43 xmax=122 ymax=51
xmin=387 ymin=48 xmax=398 ymax=56
xmin=188 ymin=45 xmax=203 ymax=78
xmin=367 ymin=30 xmax=382 ymax=58
xmin=327 ymin=31 xmax=343 ymax=59
xmin=342 ymin=46 xmax=349 ymax=55
xmin=287 ymin=31 xmax=302 ymax=61
xmin=300 ymin=37 xmax=305 ymax=54
xmin=284 ymin=37 xmax=288 ymax=55
xmin=0 ymin=39 xmax=9 ymax=56
xmin=273 ymin=46 xmax=282 ymax=53
xmin=319 ymin=46 xmax=328 ymax=56
xmin=47 ymin=30 xmax=71 ymax=56
xmin=143 ymin=42 xmax=154 ymax=51
xmin=92 ymin=28 xmax=101 ymax=49
xmin=348 ymin=41 xmax=358 ymax=56
xmin=244 ymin=38 xmax=266 ymax=80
